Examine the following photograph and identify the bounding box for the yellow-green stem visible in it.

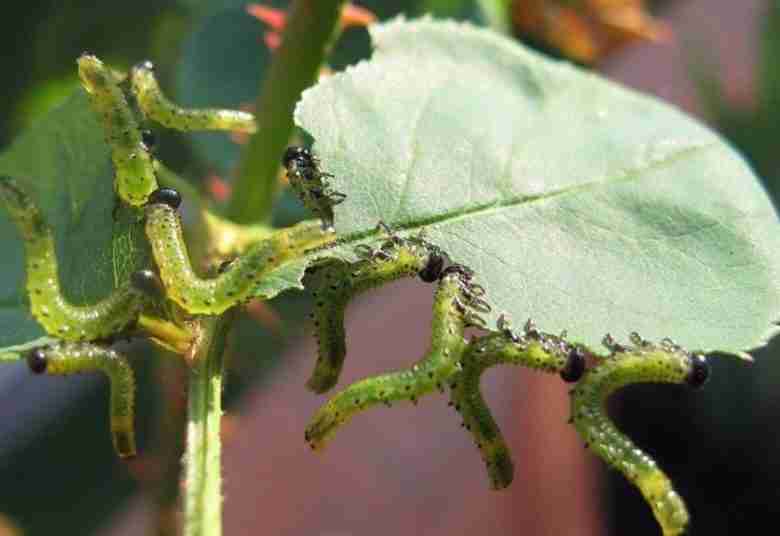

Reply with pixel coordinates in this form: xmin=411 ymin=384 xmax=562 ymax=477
xmin=183 ymin=311 xmax=236 ymax=536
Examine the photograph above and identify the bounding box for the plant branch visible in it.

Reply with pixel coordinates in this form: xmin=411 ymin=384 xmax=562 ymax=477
xmin=183 ymin=311 xmax=236 ymax=536
xmin=228 ymin=0 xmax=346 ymax=224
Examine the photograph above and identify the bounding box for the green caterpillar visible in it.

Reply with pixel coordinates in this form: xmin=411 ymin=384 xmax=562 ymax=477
xmin=305 ymin=229 xmax=450 ymax=393
xmin=130 ymin=61 xmax=257 ymax=133
xmin=450 ymin=317 xmax=586 ymax=489
xmin=77 ymin=54 xmax=158 ymax=206
xmin=27 ymin=342 xmax=136 ymax=458
xmin=144 ymin=188 xmax=333 ymax=315
xmin=305 ymin=264 xmax=486 ymax=450
xmin=570 ymin=336 xmax=710 ymax=536
xmin=0 ymin=176 xmax=144 ymax=341
xmin=283 ymin=146 xmax=346 ymax=231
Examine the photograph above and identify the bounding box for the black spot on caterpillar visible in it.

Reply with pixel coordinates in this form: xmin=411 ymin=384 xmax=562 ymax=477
xmin=570 ymin=338 xmax=709 ymax=536
xmin=0 ymin=176 xmax=144 ymax=341
xmin=305 ymin=227 xmax=451 ymax=393
xmin=144 ymin=191 xmax=332 ymax=315
xmin=77 ymin=54 xmax=158 ymax=206
xmin=305 ymin=267 xmax=476 ymax=450
xmin=450 ymin=317 xmax=573 ymax=489
xmin=27 ymin=342 xmax=136 ymax=458
xmin=283 ymin=146 xmax=346 ymax=231
xmin=130 ymin=61 xmax=257 ymax=133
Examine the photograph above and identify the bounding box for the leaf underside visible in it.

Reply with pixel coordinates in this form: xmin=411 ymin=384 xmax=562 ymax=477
xmin=294 ymin=17 xmax=780 ymax=355
xmin=0 ymin=90 xmax=149 ymax=356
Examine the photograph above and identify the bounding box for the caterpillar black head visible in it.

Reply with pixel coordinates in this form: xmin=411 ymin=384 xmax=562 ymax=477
xmin=27 ymin=348 xmax=48 ymax=374
xmin=132 ymin=60 xmax=155 ymax=73
xmin=418 ymin=249 xmax=449 ymax=283
xmin=686 ymin=353 xmax=710 ymax=389
xmin=560 ymin=347 xmax=586 ymax=383
xmin=140 ymin=129 xmax=157 ymax=152
xmin=283 ymin=146 xmax=314 ymax=171
xmin=148 ymin=187 xmax=182 ymax=209
xmin=130 ymin=269 xmax=166 ymax=299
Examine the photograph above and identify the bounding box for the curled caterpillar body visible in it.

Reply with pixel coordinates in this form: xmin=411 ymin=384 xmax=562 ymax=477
xmin=570 ymin=342 xmax=710 ymax=536
xmin=283 ymin=146 xmax=346 ymax=231
xmin=144 ymin=195 xmax=332 ymax=315
xmin=27 ymin=342 xmax=136 ymax=458
xmin=451 ymin=328 xmax=572 ymax=489
xmin=306 ymin=238 xmax=446 ymax=393
xmin=130 ymin=61 xmax=257 ymax=133
xmin=0 ymin=177 xmax=143 ymax=341
xmin=305 ymin=270 xmax=471 ymax=450
xmin=77 ymin=54 xmax=158 ymax=206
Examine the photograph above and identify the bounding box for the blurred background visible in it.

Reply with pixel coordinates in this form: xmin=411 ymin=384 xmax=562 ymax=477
xmin=0 ymin=0 xmax=777 ymax=534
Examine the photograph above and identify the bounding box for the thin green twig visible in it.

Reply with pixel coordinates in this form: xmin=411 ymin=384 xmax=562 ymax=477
xmin=228 ymin=0 xmax=346 ymax=224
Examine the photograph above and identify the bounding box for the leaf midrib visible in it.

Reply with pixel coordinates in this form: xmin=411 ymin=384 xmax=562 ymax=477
xmin=336 ymin=141 xmax=716 ymax=245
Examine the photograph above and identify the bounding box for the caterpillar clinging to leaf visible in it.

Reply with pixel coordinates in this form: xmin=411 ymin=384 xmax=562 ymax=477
xmin=27 ymin=342 xmax=136 ymax=458
xmin=0 ymin=176 xmax=145 ymax=341
xmin=305 ymin=263 xmax=486 ymax=450
xmin=283 ymin=146 xmax=346 ymax=231
xmin=305 ymin=225 xmax=451 ymax=393
xmin=570 ymin=335 xmax=710 ymax=536
xmin=143 ymin=188 xmax=334 ymax=315
xmin=130 ymin=61 xmax=257 ymax=133
xmin=450 ymin=315 xmax=585 ymax=489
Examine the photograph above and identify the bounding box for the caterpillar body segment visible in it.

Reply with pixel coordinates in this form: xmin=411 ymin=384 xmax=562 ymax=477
xmin=27 ymin=342 xmax=136 ymax=457
xmin=305 ymin=269 xmax=472 ymax=450
xmin=77 ymin=54 xmax=158 ymax=206
xmin=0 ymin=177 xmax=144 ymax=341
xmin=451 ymin=329 xmax=573 ymax=489
xmin=570 ymin=341 xmax=710 ymax=536
xmin=130 ymin=61 xmax=257 ymax=133
xmin=144 ymin=196 xmax=331 ymax=315
xmin=306 ymin=239 xmax=443 ymax=393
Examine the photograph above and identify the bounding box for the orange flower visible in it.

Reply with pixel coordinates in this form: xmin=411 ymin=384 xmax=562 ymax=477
xmin=512 ymin=0 xmax=671 ymax=63
xmin=247 ymin=3 xmax=377 ymax=51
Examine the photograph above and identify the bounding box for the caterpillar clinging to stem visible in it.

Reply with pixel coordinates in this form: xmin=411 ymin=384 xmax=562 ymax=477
xmin=27 ymin=342 xmax=137 ymax=458
xmin=130 ymin=61 xmax=257 ymax=133
xmin=77 ymin=54 xmax=158 ymax=206
xmin=144 ymin=188 xmax=334 ymax=315
xmin=0 ymin=176 xmax=144 ymax=341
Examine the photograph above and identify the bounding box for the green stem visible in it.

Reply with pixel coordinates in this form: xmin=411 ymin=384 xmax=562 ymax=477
xmin=183 ymin=312 xmax=236 ymax=536
xmin=227 ymin=0 xmax=346 ymax=224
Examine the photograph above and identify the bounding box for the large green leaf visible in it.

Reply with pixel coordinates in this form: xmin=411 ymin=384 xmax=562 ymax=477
xmin=294 ymin=18 xmax=780 ymax=355
xmin=0 ymin=90 xmax=148 ymax=354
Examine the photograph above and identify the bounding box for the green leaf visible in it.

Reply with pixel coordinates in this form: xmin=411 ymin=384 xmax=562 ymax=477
xmin=0 ymin=90 xmax=149 ymax=353
xmin=294 ymin=18 xmax=780 ymax=355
